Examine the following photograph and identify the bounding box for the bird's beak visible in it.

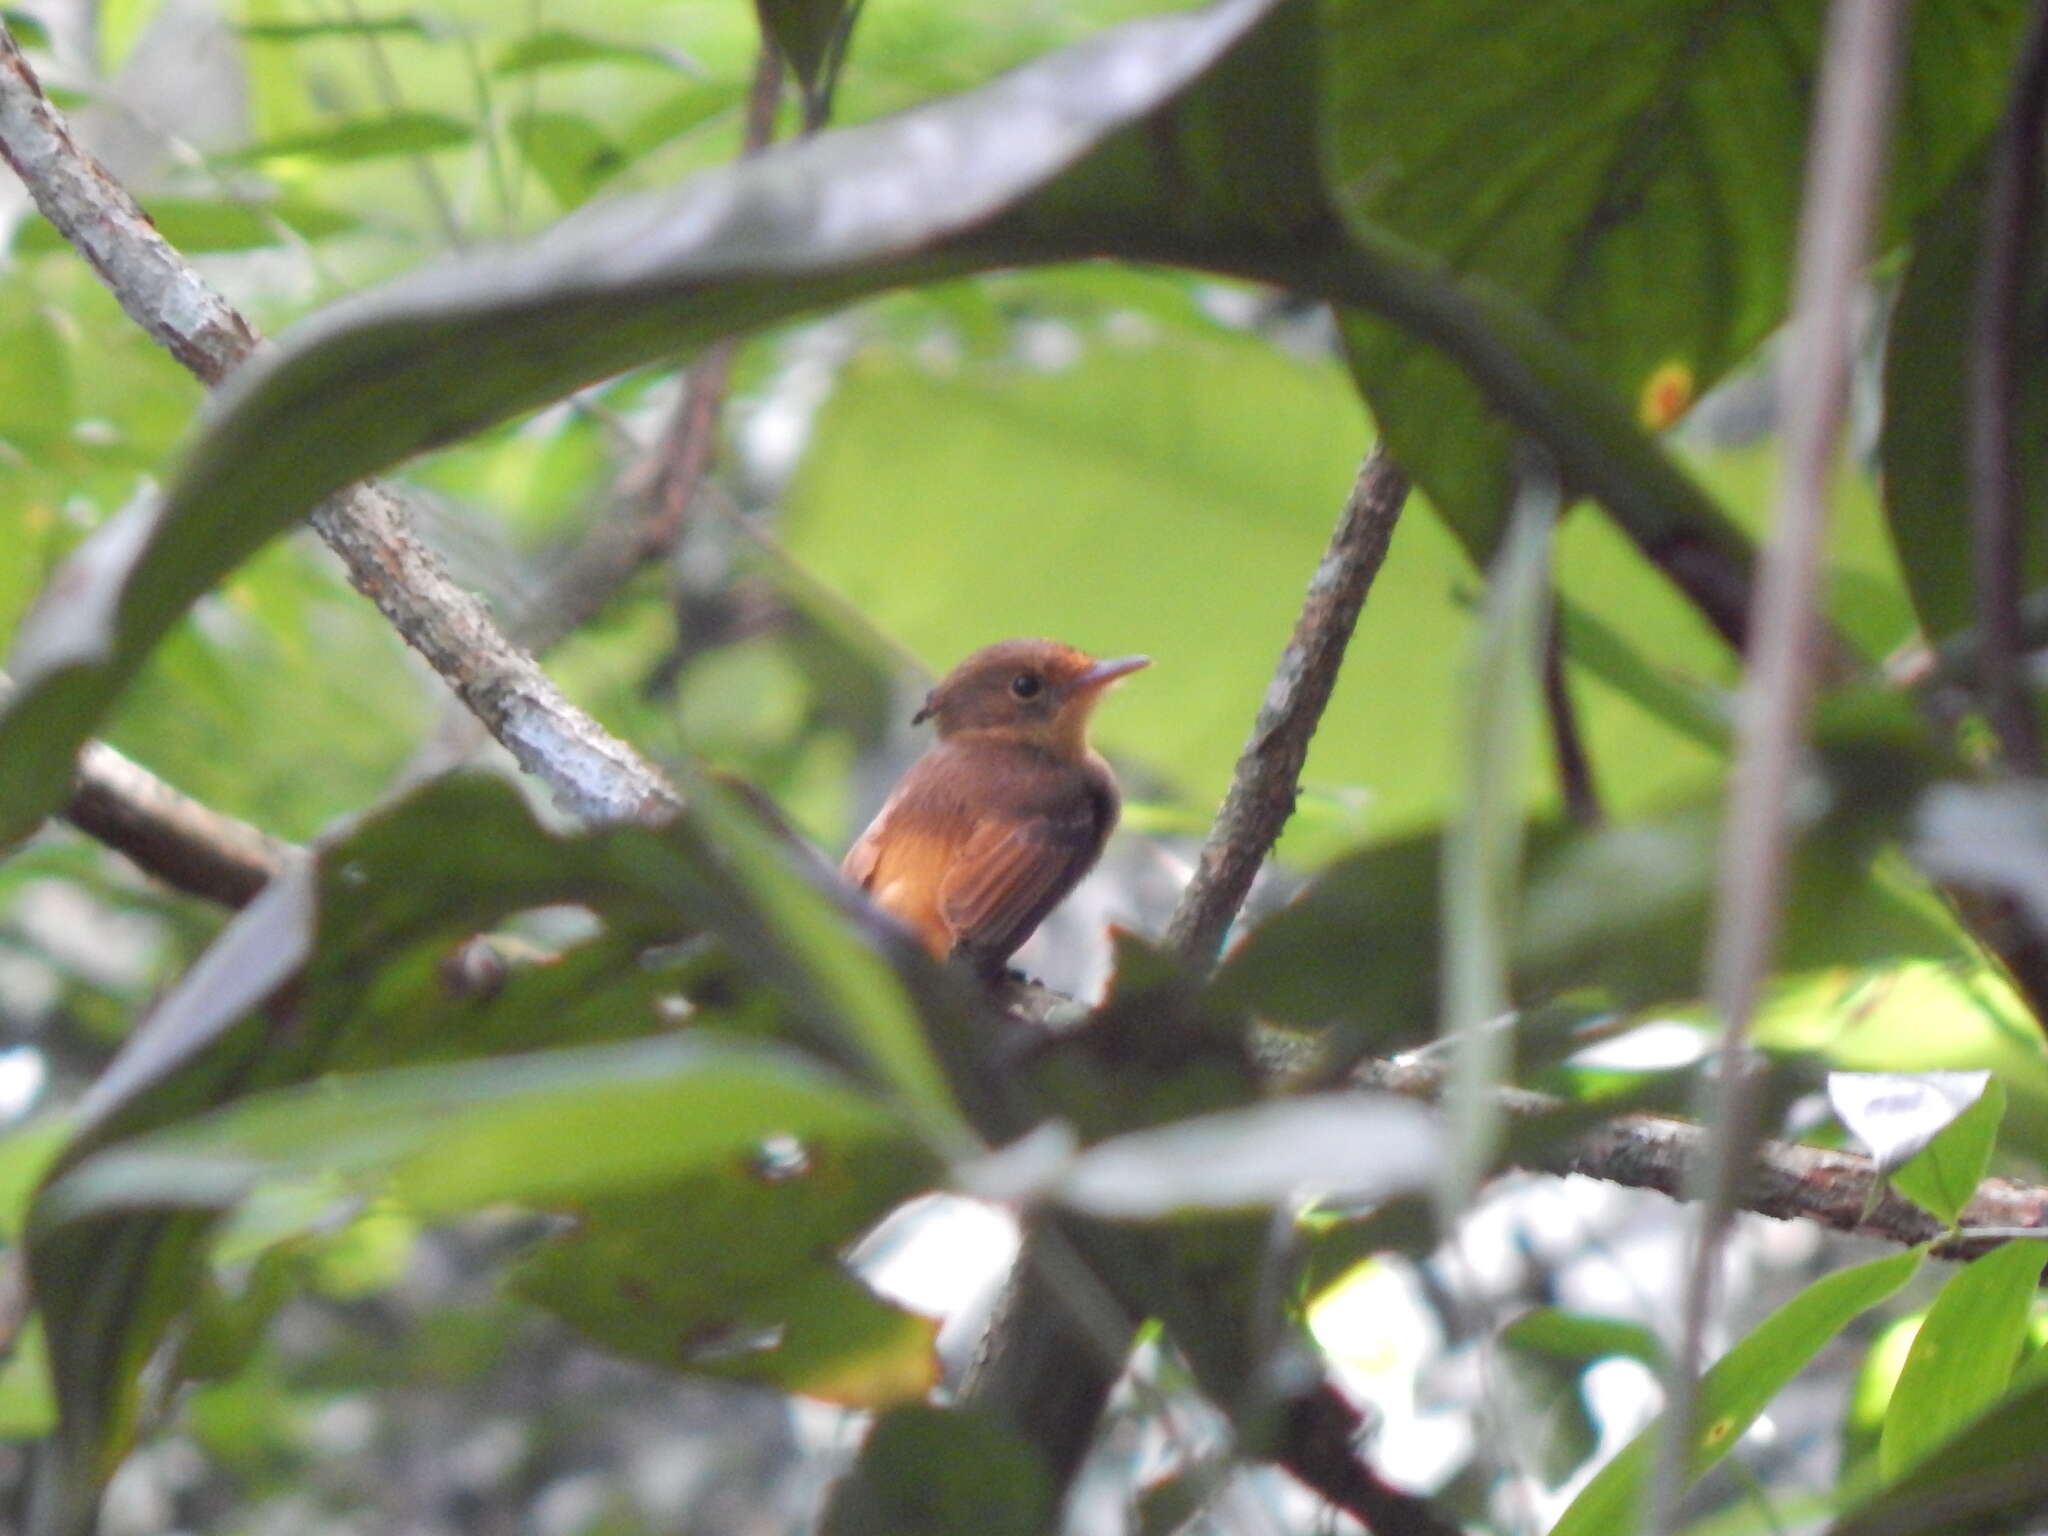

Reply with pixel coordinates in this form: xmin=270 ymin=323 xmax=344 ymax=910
xmin=1071 ymin=655 xmax=1151 ymax=694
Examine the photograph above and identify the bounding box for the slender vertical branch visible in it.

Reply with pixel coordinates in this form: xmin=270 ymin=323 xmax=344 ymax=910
xmin=516 ymin=46 xmax=784 ymax=653
xmin=1970 ymin=0 xmax=2048 ymax=775
xmin=1655 ymin=4 xmax=1908 ymax=1532
xmin=1543 ymin=613 xmax=1602 ymax=826
xmin=1164 ymin=446 xmax=1409 ymax=967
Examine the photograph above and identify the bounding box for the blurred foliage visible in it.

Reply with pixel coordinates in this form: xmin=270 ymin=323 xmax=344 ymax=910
xmin=2 ymin=0 xmax=2048 ymax=1533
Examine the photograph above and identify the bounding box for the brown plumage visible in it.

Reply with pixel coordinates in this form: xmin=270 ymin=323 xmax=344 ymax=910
xmin=842 ymin=639 xmax=1148 ymax=976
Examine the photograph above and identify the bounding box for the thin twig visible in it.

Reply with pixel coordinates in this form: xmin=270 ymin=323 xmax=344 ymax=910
xmin=1543 ymin=611 xmax=1602 ymax=826
xmin=0 ymin=25 xmax=679 ymax=825
xmin=1660 ymin=4 xmax=1907 ymax=1532
xmin=1164 ymin=447 xmax=1409 ymax=967
xmin=1969 ymin=0 xmax=2048 ymax=775
xmin=515 ymin=45 xmax=782 ymax=653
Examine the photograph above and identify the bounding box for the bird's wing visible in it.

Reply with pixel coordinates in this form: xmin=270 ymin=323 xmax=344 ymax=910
xmin=938 ymin=803 xmax=1102 ymax=968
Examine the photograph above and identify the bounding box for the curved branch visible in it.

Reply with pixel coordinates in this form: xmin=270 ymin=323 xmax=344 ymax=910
xmin=0 ymin=26 xmax=678 ymax=825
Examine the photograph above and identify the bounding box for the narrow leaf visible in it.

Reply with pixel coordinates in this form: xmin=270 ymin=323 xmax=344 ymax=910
xmin=492 ymin=27 xmax=692 ymax=76
xmin=1878 ymin=1238 xmax=2045 ymax=1483
xmin=1549 ymin=1248 xmax=1924 ymax=1536
xmin=225 ymin=112 xmax=474 ymax=165
xmin=1439 ymin=466 xmax=1554 ymax=1220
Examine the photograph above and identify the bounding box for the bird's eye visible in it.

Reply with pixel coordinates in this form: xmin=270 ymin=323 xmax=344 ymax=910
xmin=1010 ymin=673 xmax=1043 ymax=699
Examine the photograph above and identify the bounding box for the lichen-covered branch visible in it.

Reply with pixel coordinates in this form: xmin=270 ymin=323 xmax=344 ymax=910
xmin=1164 ymin=446 xmax=1409 ymax=967
xmin=0 ymin=25 xmax=678 ymax=826
xmin=1355 ymin=1055 xmax=2046 ymax=1259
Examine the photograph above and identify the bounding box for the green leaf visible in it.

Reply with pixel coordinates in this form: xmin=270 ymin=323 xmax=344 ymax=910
xmin=1502 ymin=1308 xmax=1666 ymax=1372
xmin=13 ymin=197 xmax=359 ymax=256
xmin=1557 ymin=594 xmax=1732 ymax=754
xmin=1829 ymin=1071 xmax=1995 ymax=1177
xmin=237 ymin=13 xmax=435 ymax=42
xmin=1549 ymin=1248 xmax=1923 ymax=1536
xmin=0 ymin=1317 xmax=54 ymax=1438
xmin=821 ymin=1404 xmax=1054 ymax=1536
xmin=674 ymin=770 xmax=963 ymax=1135
xmin=1438 ymin=473 xmax=1553 ymax=1219
xmin=18 ymin=772 xmax=967 ymax=1529
xmin=1889 ymin=1076 xmax=2006 ymax=1228
xmin=621 ymin=82 xmax=745 ymax=156
xmin=509 ymin=112 xmax=629 ymax=208
xmin=1878 ymin=1238 xmax=2045 ymax=1483
xmin=2 ymin=8 xmax=51 ymax=50
xmin=1218 ymin=719 xmax=1958 ymax=1046
xmin=513 ymin=1191 xmax=940 ymax=1408
xmin=491 ymin=27 xmax=692 ymax=76
xmin=0 ymin=0 xmax=1291 ymax=850
xmin=0 ymin=288 xmax=72 ymax=451
xmin=42 ymin=1036 xmax=919 ymax=1224
xmin=1880 ymin=151 xmax=2048 ymax=643
xmin=1321 ymin=0 xmax=2023 ymax=556
xmin=1833 ymin=1375 xmax=2048 ymax=1535
xmin=225 ymin=111 xmax=474 ymax=165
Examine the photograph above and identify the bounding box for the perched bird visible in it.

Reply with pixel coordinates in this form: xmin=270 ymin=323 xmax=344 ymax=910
xmin=842 ymin=639 xmax=1148 ymax=977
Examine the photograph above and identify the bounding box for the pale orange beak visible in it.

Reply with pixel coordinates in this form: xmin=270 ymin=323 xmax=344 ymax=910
xmin=1071 ymin=655 xmax=1151 ymax=694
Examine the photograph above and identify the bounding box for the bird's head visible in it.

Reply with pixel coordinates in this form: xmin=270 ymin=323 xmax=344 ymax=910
xmin=914 ymin=639 xmax=1149 ymax=755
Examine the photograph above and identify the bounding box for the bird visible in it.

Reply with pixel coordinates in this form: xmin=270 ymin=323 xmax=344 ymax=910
xmin=842 ymin=638 xmax=1148 ymax=978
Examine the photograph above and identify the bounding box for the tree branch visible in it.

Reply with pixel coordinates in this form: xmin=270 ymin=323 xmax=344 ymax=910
xmin=515 ymin=45 xmax=784 ymax=655
xmin=65 ymin=741 xmax=294 ymax=908
xmin=1355 ymin=1055 xmax=2046 ymax=1260
xmin=1164 ymin=446 xmax=1409 ymax=967
xmin=0 ymin=25 xmax=679 ymax=826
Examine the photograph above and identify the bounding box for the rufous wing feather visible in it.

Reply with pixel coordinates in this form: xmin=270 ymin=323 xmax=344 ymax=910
xmin=938 ymin=805 xmax=1100 ymax=970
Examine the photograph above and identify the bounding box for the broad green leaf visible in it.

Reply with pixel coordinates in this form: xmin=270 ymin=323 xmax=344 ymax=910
xmin=1550 ymin=1248 xmax=1923 ymax=1536
xmin=225 ymin=111 xmax=474 ymax=165
xmin=512 ymin=1172 xmax=940 ymax=1407
xmin=18 ymin=773 xmax=964 ymax=1530
xmin=1880 ymin=151 xmax=2048 ymax=643
xmin=1889 ymin=1076 xmax=2005 ymax=1228
xmin=1321 ymin=0 xmax=2024 ymax=556
xmin=1833 ymin=1375 xmax=2048 ymax=1535
xmin=509 ymin=112 xmax=629 ymax=209
xmin=821 ymin=1405 xmax=1053 ymax=1536
xmin=492 ymin=27 xmax=692 ymax=76
xmin=42 ymin=1036 xmax=916 ymax=1224
xmin=1878 ymin=1238 xmax=2044 ymax=1483
xmin=1217 ymin=720 xmax=1960 ymax=1046
xmin=12 ymin=197 xmax=359 ymax=255
xmin=0 ymin=0 xmax=1291 ymax=849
